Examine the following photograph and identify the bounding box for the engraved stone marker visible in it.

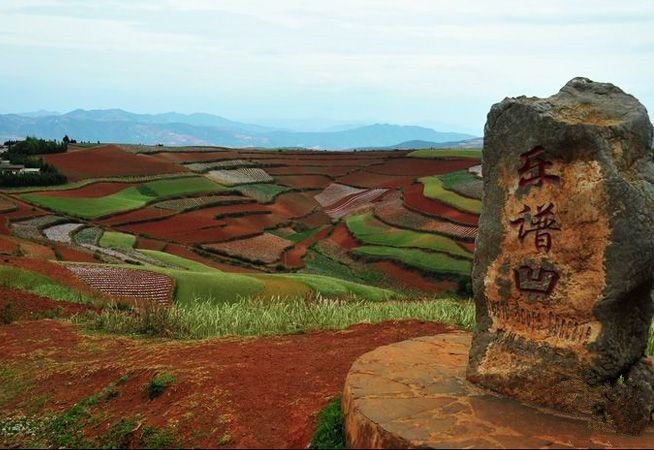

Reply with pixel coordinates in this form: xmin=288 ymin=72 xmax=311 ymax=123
xmin=467 ymin=78 xmax=654 ymax=434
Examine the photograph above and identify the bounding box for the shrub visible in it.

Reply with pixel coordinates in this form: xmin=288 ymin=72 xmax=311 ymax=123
xmin=0 ymin=303 xmax=16 ymax=325
xmin=309 ymin=397 xmax=345 ymax=449
xmin=145 ymin=373 xmax=175 ymax=399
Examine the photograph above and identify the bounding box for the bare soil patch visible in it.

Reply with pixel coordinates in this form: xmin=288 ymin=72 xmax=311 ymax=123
xmin=0 ymin=319 xmax=450 ymax=448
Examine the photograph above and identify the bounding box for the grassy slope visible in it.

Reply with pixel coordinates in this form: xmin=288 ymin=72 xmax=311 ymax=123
xmin=99 ymin=231 xmax=136 ymax=250
xmin=20 ymin=177 xmax=228 ymax=219
xmin=233 ymin=183 xmax=291 ymax=203
xmin=139 ymin=250 xmax=398 ymax=304
xmin=407 ymin=149 xmax=482 ymax=159
xmin=353 ymin=246 xmax=472 ymax=275
xmin=0 ymin=266 xmax=101 ymax=305
xmin=346 ymin=213 xmax=472 ymax=259
xmin=418 ymin=175 xmax=482 ymax=214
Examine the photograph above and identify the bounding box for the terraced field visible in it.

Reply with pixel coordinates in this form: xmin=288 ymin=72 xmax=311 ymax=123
xmin=3 ymin=144 xmax=483 ymax=303
xmin=20 ymin=176 xmax=228 ymax=219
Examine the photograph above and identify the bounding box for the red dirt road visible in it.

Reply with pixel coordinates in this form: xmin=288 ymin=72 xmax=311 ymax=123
xmin=0 ymin=319 xmax=450 ymax=448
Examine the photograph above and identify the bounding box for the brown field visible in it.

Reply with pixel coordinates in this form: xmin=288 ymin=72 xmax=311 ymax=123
xmin=97 ymin=207 xmax=176 ymax=227
xmin=204 ymin=233 xmax=294 ymax=264
xmin=403 ymin=183 xmax=479 ymax=226
xmin=43 ymin=145 xmax=188 ymax=181
xmin=32 ymin=181 xmax=138 ymax=198
xmin=274 ymin=174 xmax=333 ymax=189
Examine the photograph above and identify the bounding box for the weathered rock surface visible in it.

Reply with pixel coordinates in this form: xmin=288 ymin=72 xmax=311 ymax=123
xmin=468 ymin=77 xmax=654 ymax=433
xmin=342 ymin=333 xmax=654 ymax=448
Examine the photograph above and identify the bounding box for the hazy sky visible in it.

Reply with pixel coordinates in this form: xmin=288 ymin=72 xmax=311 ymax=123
xmin=1 ymin=0 xmax=652 ymax=134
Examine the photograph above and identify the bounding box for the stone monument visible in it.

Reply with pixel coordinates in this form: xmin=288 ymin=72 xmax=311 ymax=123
xmin=468 ymin=77 xmax=654 ymax=434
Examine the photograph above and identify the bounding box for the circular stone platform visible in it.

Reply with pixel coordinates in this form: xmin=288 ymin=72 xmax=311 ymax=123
xmin=342 ymin=332 xmax=654 ymax=448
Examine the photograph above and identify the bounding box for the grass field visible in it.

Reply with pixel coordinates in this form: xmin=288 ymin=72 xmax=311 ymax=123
xmin=346 ymin=213 xmax=472 ymax=259
xmin=0 ymin=266 xmax=101 ymax=305
xmin=418 ymin=176 xmax=482 ymax=214
xmin=98 ymin=231 xmax=136 ymax=250
xmin=137 ymin=250 xmax=399 ymax=304
xmin=233 ymin=183 xmax=291 ymax=203
xmin=83 ymin=297 xmax=474 ymax=339
xmin=407 ymin=149 xmax=482 ymax=159
xmin=20 ymin=176 xmax=228 ymax=219
xmin=353 ymin=245 xmax=472 ymax=275
xmin=2 ymin=173 xmax=197 ymax=194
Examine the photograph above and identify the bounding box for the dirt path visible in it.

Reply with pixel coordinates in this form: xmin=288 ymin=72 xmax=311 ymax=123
xmin=0 ymin=318 xmax=451 ymax=448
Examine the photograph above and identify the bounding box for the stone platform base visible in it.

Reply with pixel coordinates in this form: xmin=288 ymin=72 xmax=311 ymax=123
xmin=342 ymin=332 xmax=654 ymax=448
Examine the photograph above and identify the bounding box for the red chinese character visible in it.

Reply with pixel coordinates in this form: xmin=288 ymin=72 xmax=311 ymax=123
xmin=510 ymin=203 xmax=560 ymax=252
xmin=518 ymin=146 xmax=559 ymax=188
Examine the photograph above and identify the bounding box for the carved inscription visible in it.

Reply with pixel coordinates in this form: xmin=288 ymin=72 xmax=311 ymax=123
xmin=514 ymin=265 xmax=559 ymax=294
xmin=512 ymin=146 xmax=561 ymax=294
xmin=488 ymin=301 xmax=592 ymax=343
xmin=517 ymin=146 xmax=560 ymax=188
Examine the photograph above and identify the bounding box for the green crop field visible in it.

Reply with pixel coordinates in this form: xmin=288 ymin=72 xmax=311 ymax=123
xmin=352 ymin=245 xmax=472 ymax=275
xmin=138 ymin=249 xmax=399 ymax=305
xmin=419 ymin=176 xmax=482 ymax=214
xmin=347 ymin=213 xmax=472 ymax=259
xmin=233 ymin=183 xmax=291 ymax=203
xmin=20 ymin=176 xmax=228 ymax=219
xmin=407 ymin=149 xmax=482 ymax=159
xmin=98 ymin=231 xmax=136 ymax=250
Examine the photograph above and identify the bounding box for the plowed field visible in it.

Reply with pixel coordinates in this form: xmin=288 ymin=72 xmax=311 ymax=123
xmin=44 ymin=145 xmax=187 ymax=181
xmin=67 ymin=265 xmax=174 ymax=305
xmin=403 ymin=183 xmax=479 ymax=226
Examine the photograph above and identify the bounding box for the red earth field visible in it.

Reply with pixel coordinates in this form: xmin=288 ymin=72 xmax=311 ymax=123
xmin=33 ymin=181 xmax=138 ymax=198
xmin=403 ymin=182 xmax=479 ymax=226
xmin=43 ymin=145 xmax=188 ymax=181
xmin=0 ymin=318 xmax=450 ymax=448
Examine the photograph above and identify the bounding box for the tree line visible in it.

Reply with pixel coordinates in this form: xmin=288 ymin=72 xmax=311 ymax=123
xmin=0 ymin=137 xmax=68 ymax=187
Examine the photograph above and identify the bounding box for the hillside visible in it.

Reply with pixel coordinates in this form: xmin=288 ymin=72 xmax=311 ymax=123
xmin=0 ymin=142 xmax=485 ymax=448
xmin=0 ymin=110 xmax=476 ymax=149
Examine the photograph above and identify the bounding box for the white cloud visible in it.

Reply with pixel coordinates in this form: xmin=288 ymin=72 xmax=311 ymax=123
xmin=0 ymin=0 xmax=652 ymax=133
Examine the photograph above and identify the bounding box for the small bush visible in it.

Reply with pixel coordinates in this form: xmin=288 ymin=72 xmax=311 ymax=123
xmin=0 ymin=303 xmax=16 ymax=325
xmin=309 ymin=397 xmax=345 ymax=449
xmin=98 ymin=417 xmax=137 ymax=449
xmin=145 ymin=373 xmax=175 ymax=399
xmin=141 ymin=426 xmax=177 ymax=449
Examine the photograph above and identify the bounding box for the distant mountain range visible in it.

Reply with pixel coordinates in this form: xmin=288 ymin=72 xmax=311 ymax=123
xmin=0 ymin=109 xmax=477 ymax=150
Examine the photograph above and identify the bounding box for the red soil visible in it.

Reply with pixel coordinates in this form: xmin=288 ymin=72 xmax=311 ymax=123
xmin=265 ymin=166 xmax=353 ymax=177
xmin=151 ymin=151 xmax=239 ymax=163
xmin=135 ymin=237 xmax=168 ymax=251
xmin=269 ymin=192 xmax=320 ymax=219
xmin=370 ymin=261 xmax=457 ymax=294
xmin=97 ymin=207 xmax=176 ymax=227
xmin=0 ymin=288 xmax=98 ymax=320
xmin=297 ymin=211 xmax=332 ymax=228
xmin=227 ymin=213 xmax=286 ymax=231
xmin=280 ymin=226 xmax=332 ymax=268
xmin=403 ymin=183 xmax=479 ymax=226
xmin=17 ymin=241 xmax=56 ymax=260
xmin=337 ymin=170 xmax=417 ymax=189
xmin=33 ymin=182 xmax=137 ymax=198
xmin=163 ymin=243 xmax=261 ymax=273
xmin=249 ymin=158 xmax=385 ymax=167
xmin=0 ymin=198 xmax=47 ymax=234
xmin=53 ymin=243 xmax=99 ymax=263
xmin=369 ymin=158 xmax=478 ymax=176
xmin=6 ymin=257 xmax=107 ymax=298
xmin=328 ymin=222 xmax=359 ymax=250
xmin=0 ymin=235 xmax=19 ymax=255
xmin=458 ymin=241 xmax=476 ymax=253
xmin=43 ymin=145 xmax=188 ymax=181
xmin=275 ymin=175 xmax=333 ymax=189
xmin=0 ymin=319 xmax=450 ymax=448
